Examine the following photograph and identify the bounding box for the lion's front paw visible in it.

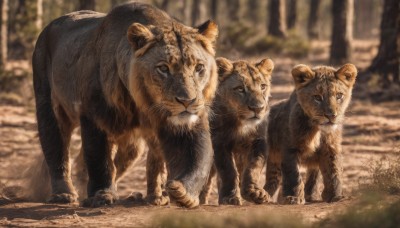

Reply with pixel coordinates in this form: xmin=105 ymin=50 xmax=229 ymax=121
xmin=82 ymin=190 xmax=118 ymax=207
xmin=242 ymin=186 xmax=269 ymax=204
xmin=48 ymin=193 xmax=78 ymax=204
xmin=166 ymin=180 xmax=199 ymax=208
xmin=146 ymin=192 xmax=170 ymax=206
xmin=283 ymin=196 xmax=305 ymax=205
xmin=220 ymin=195 xmax=242 ymax=205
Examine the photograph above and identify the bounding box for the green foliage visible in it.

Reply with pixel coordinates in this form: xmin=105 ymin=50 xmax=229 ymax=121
xmin=368 ymin=156 xmax=400 ymax=195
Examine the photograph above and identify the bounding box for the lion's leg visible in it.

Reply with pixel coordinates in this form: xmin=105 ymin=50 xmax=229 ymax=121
xmin=281 ymin=148 xmax=305 ymax=205
xmin=74 ymin=148 xmax=88 ymax=200
xmin=199 ymin=165 xmax=216 ymax=205
xmin=145 ymin=141 xmax=169 ymax=206
xmin=319 ymin=145 xmax=344 ymax=203
xmin=160 ymin=127 xmax=214 ymax=208
xmin=36 ymin=100 xmax=77 ymax=203
xmin=80 ymin=116 xmax=118 ymax=207
xmin=304 ymin=168 xmax=321 ymax=202
xmin=264 ymin=158 xmax=282 ymax=202
xmin=114 ymin=138 xmax=145 ymax=181
xmin=241 ymin=139 xmax=269 ymax=204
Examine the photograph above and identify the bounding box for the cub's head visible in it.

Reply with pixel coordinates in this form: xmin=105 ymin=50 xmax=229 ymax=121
xmin=215 ymin=57 xmax=274 ymax=133
xmin=292 ymin=64 xmax=357 ymax=129
xmin=126 ymin=20 xmax=218 ymax=129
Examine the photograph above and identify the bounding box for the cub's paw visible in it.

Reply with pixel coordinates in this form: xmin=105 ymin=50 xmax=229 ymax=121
xmin=82 ymin=190 xmax=118 ymax=207
xmin=166 ymin=180 xmax=199 ymax=208
xmin=242 ymin=186 xmax=269 ymax=204
xmin=48 ymin=193 xmax=78 ymax=204
xmin=146 ymin=192 xmax=170 ymax=206
xmin=220 ymin=195 xmax=242 ymax=205
xmin=283 ymin=196 xmax=305 ymax=205
xmin=126 ymin=192 xmax=145 ymax=203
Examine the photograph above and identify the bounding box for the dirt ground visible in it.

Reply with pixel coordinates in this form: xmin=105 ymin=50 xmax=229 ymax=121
xmin=0 ymin=40 xmax=399 ymax=227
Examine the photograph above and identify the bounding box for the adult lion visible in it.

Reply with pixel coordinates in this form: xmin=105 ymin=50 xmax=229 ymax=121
xmin=32 ymin=2 xmax=218 ymax=208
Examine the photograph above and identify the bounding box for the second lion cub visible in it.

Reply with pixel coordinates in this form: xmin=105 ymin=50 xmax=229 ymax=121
xmin=265 ymin=63 xmax=357 ymax=204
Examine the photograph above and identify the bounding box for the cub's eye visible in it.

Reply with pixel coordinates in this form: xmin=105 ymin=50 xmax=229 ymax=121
xmin=261 ymin=84 xmax=267 ymax=91
xmin=313 ymin=95 xmax=323 ymax=102
xmin=195 ymin=64 xmax=204 ymax=73
xmin=336 ymin=93 xmax=344 ymax=100
xmin=157 ymin=65 xmax=169 ymax=74
xmin=234 ymin=86 xmax=245 ymax=93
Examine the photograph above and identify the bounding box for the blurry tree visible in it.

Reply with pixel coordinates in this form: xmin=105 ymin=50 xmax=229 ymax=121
xmin=210 ymin=0 xmax=217 ymax=22
xmin=287 ymin=0 xmax=296 ymax=29
xmin=330 ymin=0 xmax=353 ymax=65
xmin=191 ymin=0 xmax=200 ymax=26
xmin=226 ymin=0 xmax=239 ymax=22
xmin=367 ymin=0 xmax=399 ymax=86
xmin=268 ymin=0 xmax=287 ymax=38
xmin=0 ymin=0 xmax=7 ymax=68
xmin=247 ymin=0 xmax=261 ymax=25
xmin=307 ymin=0 xmax=321 ymax=40
xmin=78 ymin=0 xmax=95 ymax=10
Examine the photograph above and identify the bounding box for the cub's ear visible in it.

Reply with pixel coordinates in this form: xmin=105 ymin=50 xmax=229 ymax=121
xmin=256 ymin=58 xmax=274 ymax=78
xmin=291 ymin=64 xmax=315 ymax=88
xmin=127 ymin=23 xmax=155 ymax=50
xmin=197 ymin=20 xmax=219 ymax=44
xmin=216 ymin=57 xmax=233 ymax=82
xmin=336 ymin=63 xmax=357 ymax=86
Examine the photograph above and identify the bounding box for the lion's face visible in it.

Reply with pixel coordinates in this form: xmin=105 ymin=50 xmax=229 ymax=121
xmin=126 ymin=21 xmax=218 ymax=128
xmin=215 ymin=58 xmax=274 ymax=132
xmin=292 ymin=64 xmax=357 ymax=130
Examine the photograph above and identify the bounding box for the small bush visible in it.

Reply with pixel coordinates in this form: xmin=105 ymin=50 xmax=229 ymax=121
xmin=368 ymin=156 xmax=400 ymax=195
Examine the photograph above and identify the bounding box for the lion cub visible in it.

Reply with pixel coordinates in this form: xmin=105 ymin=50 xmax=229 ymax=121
xmin=264 ymin=64 xmax=357 ymax=204
xmin=200 ymin=57 xmax=274 ymax=205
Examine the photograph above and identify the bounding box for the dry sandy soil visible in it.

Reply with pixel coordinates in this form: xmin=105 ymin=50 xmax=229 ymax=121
xmin=0 ymin=40 xmax=399 ymax=227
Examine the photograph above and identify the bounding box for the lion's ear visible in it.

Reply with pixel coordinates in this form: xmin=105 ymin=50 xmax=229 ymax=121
xmin=256 ymin=58 xmax=274 ymax=78
xmin=291 ymin=64 xmax=315 ymax=88
xmin=336 ymin=63 xmax=357 ymax=86
xmin=197 ymin=20 xmax=218 ymax=44
xmin=127 ymin=23 xmax=154 ymax=50
xmin=216 ymin=57 xmax=233 ymax=82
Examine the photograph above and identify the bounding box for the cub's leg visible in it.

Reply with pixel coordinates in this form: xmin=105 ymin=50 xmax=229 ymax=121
xmin=304 ymin=168 xmax=321 ymax=202
xmin=264 ymin=158 xmax=282 ymax=201
xmin=114 ymin=137 xmax=145 ymax=180
xmin=281 ymin=149 xmax=305 ymax=205
xmin=36 ymin=100 xmax=77 ymax=203
xmin=319 ymin=144 xmax=344 ymax=203
xmin=199 ymin=165 xmax=216 ymax=205
xmin=241 ymin=139 xmax=269 ymax=204
xmin=145 ymin=140 xmax=169 ymax=206
xmin=80 ymin=116 xmax=118 ymax=207
xmin=214 ymin=143 xmax=242 ymax=205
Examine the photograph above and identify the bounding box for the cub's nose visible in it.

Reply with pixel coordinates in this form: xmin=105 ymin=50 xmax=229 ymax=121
xmin=175 ymin=96 xmax=196 ymax=108
xmin=324 ymin=113 xmax=337 ymax=122
xmin=248 ymin=105 xmax=265 ymax=114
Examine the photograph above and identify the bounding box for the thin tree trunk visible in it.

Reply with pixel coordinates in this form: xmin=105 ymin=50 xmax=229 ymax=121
xmin=0 ymin=0 xmax=7 ymax=68
xmin=226 ymin=0 xmax=240 ymax=22
xmin=78 ymin=0 xmax=95 ymax=11
xmin=210 ymin=0 xmax=217 ymax=22
xmin=308 ymin=0 xmax=321 ymax=40
xmin=191 ymin=0 xmax=200 ymax=27
xmin=368 ymin=0 xmax=400 ymax=86
xmin=287 ymin=0 xmax=296 ymax=29
xmin=36 ymin=0 xmax=42 ymax=33
xmin=330 ymin=0 xmax=354 ymax=65
xmin=268 ymin=0 xmax=287 ymax=38
xmin=247 ymin=0 xmax=260 ymax=24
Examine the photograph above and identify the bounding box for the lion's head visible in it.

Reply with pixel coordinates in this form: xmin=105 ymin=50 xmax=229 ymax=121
xmin=214 ymin=58 xmax=274 ymax=134
xmin=291 ymin=64 xmax=357 ymax=130
xmin=126 ymin=20 xmax=218 ymax=129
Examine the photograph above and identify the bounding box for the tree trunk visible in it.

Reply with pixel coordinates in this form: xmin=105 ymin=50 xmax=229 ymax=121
xmin=191 ymin=0 xmax=200 ymax=27
xmin=36 ymin=0 xmax=42 ymax=33
xmin=308 ymin=0 xmax=321 ymax=40
xmin=247 ymin=0 xmax=260 ymax=24
xmin=287 ymin=0 xmax=296 ymax=29
xmin=0 ymin=0 xmax=7 ymax=68
xmin=368 ymin=0 xmax=400 ymax=86
xmin=160 ymin=0 xmax=169 ymax=11
xmin=330 ymin=0 xmax=354 ymax=65
xmin=268 ymin=0 xmax=287 ymax=38
xmin=78 ymin=0 xmax=95 ymax=11
xmin=210 ymin=0 xmax=217 ymax=22
xmin=226 ymin=0 xmax=240 ymax=22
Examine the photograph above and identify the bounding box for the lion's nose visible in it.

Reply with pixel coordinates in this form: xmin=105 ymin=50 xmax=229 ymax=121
xmin=324 ymin=113 xmax=337 ymax=121
xmin=175 ymin=96 xmax=196 ymax=108
xmin=248 ymin=105 xmax=264 ymax=114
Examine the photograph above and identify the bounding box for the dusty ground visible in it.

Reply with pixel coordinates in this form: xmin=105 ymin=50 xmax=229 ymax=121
xmin=0 ymin=40 xmax=399 ymax=227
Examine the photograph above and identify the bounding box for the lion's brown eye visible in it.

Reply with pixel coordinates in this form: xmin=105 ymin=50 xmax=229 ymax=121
xmin=234 ymin=86 xmax=245 ymax=93
xmin=195 ymin=64 xmax=204 ymax=73
xmin=313 ymin=95 xmax=323 ymax=102
xmin=261 ymin=84 xmax=267 ymax=91
xmin=336 ymin=93 xmax=344 ymax=100
xmin=157 ymin=65 xmax=169 ymax=74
